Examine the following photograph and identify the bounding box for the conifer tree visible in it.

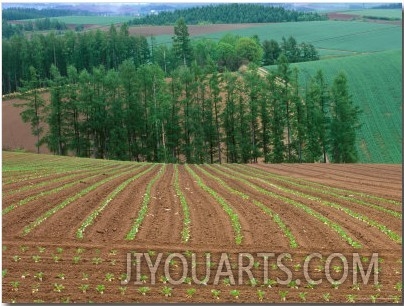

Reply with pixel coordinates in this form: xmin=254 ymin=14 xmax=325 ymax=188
xmin=329 ymin=72 xmax=361 ymax=163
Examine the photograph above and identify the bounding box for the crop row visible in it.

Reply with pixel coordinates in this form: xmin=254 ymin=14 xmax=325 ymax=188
xmin=197 ymin=165 xmax=298 ymax=248
xmin=173 ymin=165 xmax=191 ymax=243
xmin=3 ymin=163 xmax=127 ymax=196
xmin=125 ymin=165 xmax=166 ymax=240
xmin=234 ymin=164 xmax=401 ymax=207
xmin=76 ymin=165 xmax=155 ymax=239
xmin=185 ymin=165 xmax=243 ymax=245
xmin=224 ymin=165 xmax=402 ymax=244
xmin=207 ymin=165 xmax=362 ymax=248
xmin=21 ymin=165 xmax=141 ymax=236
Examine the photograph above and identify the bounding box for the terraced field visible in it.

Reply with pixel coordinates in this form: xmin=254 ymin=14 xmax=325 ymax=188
xmin=2 ymin=152 xmax=402 ymax=303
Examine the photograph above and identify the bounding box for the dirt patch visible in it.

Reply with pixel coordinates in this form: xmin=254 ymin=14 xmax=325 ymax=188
xmin=327 ymin=13 xmax=360 ymax=21
xmin=2 ymin=96 xmax=50 ymax=154
xmin=127 ymin=23 xmax=263 ymax=37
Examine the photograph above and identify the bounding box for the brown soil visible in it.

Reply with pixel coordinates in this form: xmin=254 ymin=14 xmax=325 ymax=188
xmin=327 ymin=12 xmax=402 ymax=25
xmin=127 ymin=23 xmax=262 ymax=37
xmin=250 ymin=163 xmax=402 ymax=200
xmin=2 ymin=96 xmax=50 ymax=154
xmin=2 ymin=155 xmax=402 ymax=303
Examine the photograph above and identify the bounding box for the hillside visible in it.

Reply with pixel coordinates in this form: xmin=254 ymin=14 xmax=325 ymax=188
xmin=265 ymin=49 xmax=402 ymax=163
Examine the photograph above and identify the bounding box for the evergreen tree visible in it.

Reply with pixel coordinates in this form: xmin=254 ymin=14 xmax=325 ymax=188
xmin=262 ymin=39 xmax=281 ymax=66
xmin=222 ymin=71 xmax=240 ymax=163
xmin=172 ymin=18 xmax=193 ymax=67
xmin=15 ymin=66 xmax=46 ymax=154
xmin=276 ymin=54 xmax=292 ymax=161
xmin=329 ymin=72 xmax=361 ymax=163
xmin=46 ymin=64 xmax=69 ymax=155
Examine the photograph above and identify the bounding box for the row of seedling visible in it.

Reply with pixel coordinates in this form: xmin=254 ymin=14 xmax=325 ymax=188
xmin=234 ymin=164 xmax=401 ymax=218
xmin=76 ymin=165 xmax=154 ymax=239
xmin=173 ymin=165 xmax=191 ymax=243
xmin=21 ymin=166 xmax=139 ymax=236
xmin=233 ymin=164 xmax=401 ymax=206
xmin=125 ymin=165 xmax=167 ymax=240
xmin=201 ymin=165 xmax=298 ymax=248
xmin=185 ymin=165 xmax=243 ymax=245
xmin=235 ymin=168 xmax=402 ymax=244
xmin=215 ymin=166 xmax=362 ymax=248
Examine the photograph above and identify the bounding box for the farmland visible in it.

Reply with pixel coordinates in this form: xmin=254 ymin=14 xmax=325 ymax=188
xmin=14 ymin=15 xmax=135 ymax=26
xmin=337 ymin=9 xmax=402 ymax=20
xmin=2 ymin=151 xmax=402 ymax=303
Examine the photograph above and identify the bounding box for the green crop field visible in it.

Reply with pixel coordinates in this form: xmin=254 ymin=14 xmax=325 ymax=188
xmin=265 ymin=49 xmax=402 ymax=163
xmin=196 ymin=21 xmax=401 ymax=55
xmin=339 ymin=9 xmax=402 ymax=20
xmin=22 ymin=15 xmax=135 ymax=26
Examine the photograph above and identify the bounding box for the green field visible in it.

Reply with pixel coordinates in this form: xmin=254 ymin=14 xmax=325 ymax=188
xmin=22 ymin=15 xmax=135 ymax=25
xmin=265 ymin=49 xmax=402 ymax=163
xmin=196 ymin=21 xmax=401 ymax=55
xmin=339 ymin=9 xmax=402 ymax=20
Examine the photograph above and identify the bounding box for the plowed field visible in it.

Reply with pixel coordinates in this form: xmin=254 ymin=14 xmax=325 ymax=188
xmin=2 ymin=152 xmax=402 ymax=303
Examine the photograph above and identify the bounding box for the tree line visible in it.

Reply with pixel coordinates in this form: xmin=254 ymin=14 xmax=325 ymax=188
xmin=18 ymin=61 xmax=360 ymax=164
xmin=128 ymin=3 xmax=327 ymax=25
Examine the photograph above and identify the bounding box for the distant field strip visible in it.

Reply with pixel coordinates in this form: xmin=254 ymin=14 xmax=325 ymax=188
xmin=338 ymin=9 xmax=402 ymax=19
xmin=18 ymin=15 xmax=134 ymax=25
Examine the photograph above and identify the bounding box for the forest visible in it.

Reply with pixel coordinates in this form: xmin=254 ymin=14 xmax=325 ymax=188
xmin=14 ymin=19 xmax=360 ymax=164
xmin=128 ymin=3 xmax=327 ymax=25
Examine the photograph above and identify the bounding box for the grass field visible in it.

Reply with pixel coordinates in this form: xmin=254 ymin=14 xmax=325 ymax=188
xmin=196 ymin=21 xmax=402 ymax=54
xmin=338 ymin=9 xmax=402 ymax=20
xmin=2 ymin=151 xmax=402 ymax=303
xmin=22 ymin=15 xmax=135 ymax=26
xmin=265 ymin=49 xmax=402 ymax=163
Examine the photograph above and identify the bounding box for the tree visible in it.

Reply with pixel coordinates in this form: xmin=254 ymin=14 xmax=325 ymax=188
xmin=276 ymin=54 xmax=292 ymax=161
xmin=262 ymin=39 xmax=281 ymax=66
xmin=329 ymin=72 xmax=361 ymax=163
xmin=172 ymin=18 xmax=193 ymax=67
xmin=46 ymin=64 xmax=69 ymax=155
xmin=216 ymin=42 xmax=238 ymax=71
xmin=235 ymin=37 xmax=263 ymax=67
xmin=15 ymin=66 xmax=46 ymax=153
xmin=222 ymin=71 xmax=240 ymax=163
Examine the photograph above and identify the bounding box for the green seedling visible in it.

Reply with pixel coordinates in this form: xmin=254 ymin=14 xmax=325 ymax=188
xmin=161 ymin=286 xmax=173 ymax=297
xmin=186 ymin=288 xmax=196 ymax=298
xmin=79 ymin=284 xmax=89 ymax=293
xmin=95 ymin=284 xmax=105 ymax=294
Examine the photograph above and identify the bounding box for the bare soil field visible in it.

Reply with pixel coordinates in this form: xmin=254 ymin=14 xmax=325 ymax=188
xmin=2 ymin=96 xmax=50 ymax=154
xmin=126 ymin=23 xmax=263 ymax=37
xmin=2 ymin=152 xmax=402 ymax=303
xmin=327 ymin=12 xmax=402 ymax=25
